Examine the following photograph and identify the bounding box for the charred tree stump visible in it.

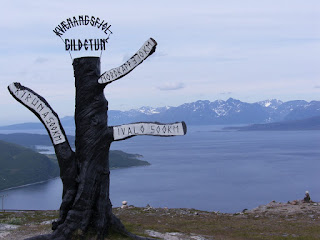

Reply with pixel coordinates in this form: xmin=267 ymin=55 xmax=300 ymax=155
xmin=8 ymin=38 xmax=186 ymax=240
xmin=51 ymin=57 xmax=114 ymax=239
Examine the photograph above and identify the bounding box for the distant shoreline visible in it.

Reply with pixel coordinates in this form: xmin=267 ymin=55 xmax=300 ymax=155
xmin=223 ymin=115 xmax=320 ymax=131
xmin=0 ymin=164 xmax=151 ymax=192
xmin=0 ymin=177 xmax=60 ymax=192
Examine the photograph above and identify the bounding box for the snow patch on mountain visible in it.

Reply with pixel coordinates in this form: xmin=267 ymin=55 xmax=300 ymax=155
xmin=258 ymin=99 xmax=283 ymax=109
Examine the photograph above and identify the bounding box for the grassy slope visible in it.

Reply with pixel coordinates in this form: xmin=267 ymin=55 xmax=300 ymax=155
xmin=1 ymin=204 xmax=320 ymax=239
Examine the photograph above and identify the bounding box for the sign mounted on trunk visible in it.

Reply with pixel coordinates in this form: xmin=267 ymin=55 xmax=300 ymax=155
xmin=53 ymin=15 xmax=113 ymax=58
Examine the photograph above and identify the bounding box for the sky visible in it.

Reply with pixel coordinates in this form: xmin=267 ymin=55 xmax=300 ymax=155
xmin=0 ymin=0 xmax=319 ymax=125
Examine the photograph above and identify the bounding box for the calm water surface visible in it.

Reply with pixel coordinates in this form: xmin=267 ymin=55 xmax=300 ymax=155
xmin=1 ymin=125 xmax=319 ymax=213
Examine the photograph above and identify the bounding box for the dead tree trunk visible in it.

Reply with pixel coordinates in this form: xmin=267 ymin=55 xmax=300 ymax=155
xmin=8 ymin=38 xmax=186 ymax=240
xmin=73 ymin=57 xmax=113 ymax=236
xmin=50 ymin=57 xmax=114 ymax=239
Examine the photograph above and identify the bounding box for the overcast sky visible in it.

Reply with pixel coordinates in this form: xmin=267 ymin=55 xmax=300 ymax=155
xmin=0 ymin=0 xmax=319 ymax=125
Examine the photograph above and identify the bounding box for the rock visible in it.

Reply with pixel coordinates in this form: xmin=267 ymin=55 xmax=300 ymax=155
xmin=144 ymin=204 xmax=153 ymax=210
xmin=40 ymin=219 xmax=57 ymax=225
xmin=121 ymin=200 xmax=128 ymax=209
xmin=145 ymin=230 xmax=209 ymax=240
xmin=0 ymin=224 xmax=19 ymax=231
xmin=0 ymin=223 xmax=20 ymax=239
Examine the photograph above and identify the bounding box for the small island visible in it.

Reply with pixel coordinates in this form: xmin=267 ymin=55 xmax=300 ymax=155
xmin=223 ymin=115 xmax=320 ymax=131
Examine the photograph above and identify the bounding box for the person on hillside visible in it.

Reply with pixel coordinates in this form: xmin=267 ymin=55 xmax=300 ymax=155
xmin=304 ymin=191 xmax=311 ymax=203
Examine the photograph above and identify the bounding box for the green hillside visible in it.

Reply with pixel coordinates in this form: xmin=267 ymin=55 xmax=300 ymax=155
xmin=0 ymin=138 xmax=150 ymax=191
xmin=0 ymin=140 xmax=60 ymax=191
xmin=0 ymin=133 xmax=74 ymax=148
xmin=109 ymin=150 xmax=149 ymax=169
xmin=46 ymin=151 xmax=149 ymax=170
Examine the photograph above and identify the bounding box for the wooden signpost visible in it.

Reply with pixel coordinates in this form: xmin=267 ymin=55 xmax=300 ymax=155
xmin=8 ymin=17 xmax=186 ymax=240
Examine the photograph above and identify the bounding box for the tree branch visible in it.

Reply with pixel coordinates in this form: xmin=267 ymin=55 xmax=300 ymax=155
xmin=111 ymin=121 xmax=187 ymax=141
xmin=98 ymin=38 xmax=157 ymax=85
xmin=8 ymin=82 xmax=70 ymax=147
xmin=8 ymin=82 xmax=77 ymax=229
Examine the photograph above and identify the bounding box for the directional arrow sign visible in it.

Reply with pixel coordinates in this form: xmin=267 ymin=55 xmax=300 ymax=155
xmin=113 ymin=122 xmax=187 ymax=141
xmin=8 ymin=83 xmax=66 ymax=145
xmin=98 ymin=38 xmax=157 ymax=84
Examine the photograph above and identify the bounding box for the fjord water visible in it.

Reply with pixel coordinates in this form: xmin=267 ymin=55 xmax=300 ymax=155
xmin=1 ymin=125 xmax=319 ymax=213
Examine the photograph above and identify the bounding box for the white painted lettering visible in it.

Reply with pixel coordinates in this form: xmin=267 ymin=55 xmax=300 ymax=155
xmin=98 ymin=38 xmax=157 ymax=84
xmin=42 ymin=112 xmax=49 ymax=118
xmin=113 ymin=122 xmax=186 ymax=140
xmin=53 ymin=15 xmax=112 ymax=37
xmin=8 ymin=83 xmax=66 ymax=145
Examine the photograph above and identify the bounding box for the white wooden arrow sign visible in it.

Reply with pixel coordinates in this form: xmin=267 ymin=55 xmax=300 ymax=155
xmin=8 ymin=83 xmax=66 ymax=145
xmin=113 ymin=122 xmax=187 ymax=141
xmin=98 ymin=38 xmax=157 ymax=84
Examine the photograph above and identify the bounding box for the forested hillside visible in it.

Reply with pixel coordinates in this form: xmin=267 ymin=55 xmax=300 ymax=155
xmin=0 ymin=140 xmax=59 ymax=190
xmin=0 ymin=138 xmax=150 ymax=191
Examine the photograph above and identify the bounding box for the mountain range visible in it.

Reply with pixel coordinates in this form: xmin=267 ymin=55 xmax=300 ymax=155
xmin=106 ymin=98 xmax=320 ymax=125
xmin=1 ymin=98 xmax=320 ymax=129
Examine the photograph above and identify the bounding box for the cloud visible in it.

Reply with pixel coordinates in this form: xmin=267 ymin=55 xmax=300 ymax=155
xmin=157 ymin=82 xmax=185 ymax=91
xmin=150 ymin=50 xmax=168 ymax=58
xmin=314 ymin=85 xmax=320 ymax=89
xmin=34 ymin=57 xmax=49 ymax=64
xmin=214 ymin=57 xmax=244 ymax=62
xmin=220 ymin=92 xmax=233 ymax=95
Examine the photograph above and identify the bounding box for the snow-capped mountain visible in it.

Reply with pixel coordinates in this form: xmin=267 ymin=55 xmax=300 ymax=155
xmin=131 ymin=106 xmax=171 ymax=115
xmin=107 ymin=98 xmax=320 ymax=125
xmin=1 ymin=98 xmax=320 ymax=129
xmin=257 ymin=99 xmax=283 ymax=109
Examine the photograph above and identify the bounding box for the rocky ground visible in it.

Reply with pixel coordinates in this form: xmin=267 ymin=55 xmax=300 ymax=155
xmin=1 ymin=200 xmax=320 ymax=239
